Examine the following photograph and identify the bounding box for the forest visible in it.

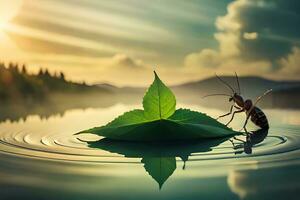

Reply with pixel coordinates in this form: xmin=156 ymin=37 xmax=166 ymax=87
xmin=0 ymin=62 xmax=109 ymax=104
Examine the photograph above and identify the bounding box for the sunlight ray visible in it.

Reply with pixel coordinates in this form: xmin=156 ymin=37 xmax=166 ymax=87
xmin=3 ymin=23 xmax=158 ymax=58
xmin=25 ymin=0 xmax=175 ymax=39
xmin=4 ymin=23 xmax=117 ymax=54
xmin=18 ymin=10 xmax=168 ymax=43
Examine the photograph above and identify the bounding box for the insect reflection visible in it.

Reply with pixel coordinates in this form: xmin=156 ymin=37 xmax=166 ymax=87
xmin=229 ymin=128 xmax=269 ymax=154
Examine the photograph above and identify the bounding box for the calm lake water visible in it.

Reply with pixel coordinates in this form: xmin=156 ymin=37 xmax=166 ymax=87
xmin=0 ymin=103 xmax=299 ymax=200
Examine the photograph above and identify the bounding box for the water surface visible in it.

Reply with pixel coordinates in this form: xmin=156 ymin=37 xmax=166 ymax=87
xmin=0 ymin=103 xmax=299 ymax=200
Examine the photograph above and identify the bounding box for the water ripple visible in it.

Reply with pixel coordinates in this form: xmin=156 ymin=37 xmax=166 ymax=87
xmin=0 ymin=127 xmax=299 ymax=164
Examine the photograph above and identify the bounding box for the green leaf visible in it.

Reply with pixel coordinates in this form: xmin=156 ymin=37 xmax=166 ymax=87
xmin=143 ymin=71 xmax=176 ymax=120
xmin=76 ymin=72 xmax=240 ymax=141
xmin=169 ymin=108 xmax=230 ymax=130
xmin=77 ymin=109 xmax=237 ymax=141
xmin=76 ymin=109 xmax=148 ymax=135
xmin=142 ymin=157 xmax=176 ymax=189
xmin=98 ymin=109 xmax=147 ymax=128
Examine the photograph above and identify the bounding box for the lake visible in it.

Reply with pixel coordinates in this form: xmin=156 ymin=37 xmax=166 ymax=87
xmin=0 ymin=102 xmax=299 ymax=200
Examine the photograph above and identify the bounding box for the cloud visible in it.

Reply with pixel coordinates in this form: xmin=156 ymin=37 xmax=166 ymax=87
xmin=278 ymin=47 xmax=300 ymax=75
xmin=94 ymin=54 xmax=154 ymax=85
xmin=110 ymin=54 xmax=145 ymax=69
xmin=184 ymin=49 xmax=271 ymax=76
xmin=184 ymin=0 xmax=300 ymax=77
xmin=184 ymin=49 xmax=221 ymax=69
xmin=243 ymin=32 xmax=258 ymax=40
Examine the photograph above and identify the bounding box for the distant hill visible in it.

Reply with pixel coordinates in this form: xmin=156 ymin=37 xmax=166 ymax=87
xmin=97 ymin=75 xmax=300 ymax=109
xmin=266 ymin=86 xmax=300 ymax=108
xmin=173 ymin=76 xmax=300 ymax=98
xmin=97 ymin=75 xmax=300 ymax=98
xmin=172 ymin=76 xmax=300 ymax=108
xmin=0 ymin=62 xmax=111 ymax=104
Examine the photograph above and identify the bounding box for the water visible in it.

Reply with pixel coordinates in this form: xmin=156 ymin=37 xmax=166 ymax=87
xmin=0 ymin=103 xmax=300 ymax=200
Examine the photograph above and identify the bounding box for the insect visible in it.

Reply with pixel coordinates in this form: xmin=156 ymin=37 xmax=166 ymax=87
xmin=229 ymin=128 xmax=269 ymax=154
xmin=203 ymin=73 xmax=272 ymax=133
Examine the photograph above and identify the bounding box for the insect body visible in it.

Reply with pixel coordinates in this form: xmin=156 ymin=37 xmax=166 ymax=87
xmin=248 ymin=107 xmax=269 ymax=129
xmin=204 ymin=73 xmax=271 ymax=133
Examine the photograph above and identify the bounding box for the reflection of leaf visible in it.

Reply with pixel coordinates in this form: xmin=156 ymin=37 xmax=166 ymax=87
xmin=76 ymin=71 xmax=240 ymax=141
xmin=142 ymin=157 xmax=176 ymax=189
xmin=88 ymin=137 xmax=228 ymax=157
xmin=87 ymin=138 xmax=228 ymax=189
xmin=143 ymin=71 xmax=176 ymax=120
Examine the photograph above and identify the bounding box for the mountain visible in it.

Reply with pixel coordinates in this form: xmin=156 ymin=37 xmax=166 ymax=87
xmin=98 ymin=75 xmax=300 ymax=109
xmin=172 ymin=76 xmax=300 ymax=109
xmin=172 ymin=76 xmax=300 ymax=108
xmin=96 ymin=83 xmax=145 ymax=94
xmin=266 ymin=86 xmax=300 ymax=108
xmin=173 ymin=76 xmax=300 ymax=98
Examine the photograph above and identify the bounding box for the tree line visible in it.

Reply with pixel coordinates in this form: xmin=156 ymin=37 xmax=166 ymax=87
xmin=0 ymin=62 xmax=99 ymax=104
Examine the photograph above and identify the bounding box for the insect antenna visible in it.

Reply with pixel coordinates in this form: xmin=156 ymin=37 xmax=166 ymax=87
xmin=215 ymin=73 xmax=235 ymax=94
xmin=245 ymin=89 xmax=273 ymax=120
xmin=202 ymin=93 xmax=232 ymax=98
xmin=235 ymin=72 xmax=241 ymax=94
xmin=252 ymin=89 xmax=272 ymax=107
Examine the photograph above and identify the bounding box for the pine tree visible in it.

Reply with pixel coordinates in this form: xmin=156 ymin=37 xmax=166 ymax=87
xmin=59 ymin=72 xmax=65 ymax=80
xmin=22 ymin=65 xmax=27 ymax=74
xmin=38 ymin=68 xmax=44 ymax=76
xmin=44 ymin=69 xmax=50 ymax=76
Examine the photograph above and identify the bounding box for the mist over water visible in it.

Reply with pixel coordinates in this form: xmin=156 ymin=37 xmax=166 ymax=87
xmin=0 ymin=99 xmax=299 ymax=200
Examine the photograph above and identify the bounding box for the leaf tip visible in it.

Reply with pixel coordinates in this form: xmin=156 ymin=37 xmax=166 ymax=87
xmin=76 ymin=137 xmax=88 ymax=142
xmin=159 ymin=184 xmax=162 ymax=190
xmin=153 ymin=70 xmax=158 ymax=78
xmin=74 ymin=130 xmax=86 ymax=135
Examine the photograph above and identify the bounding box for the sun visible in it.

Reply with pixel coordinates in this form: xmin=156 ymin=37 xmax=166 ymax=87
xmin=0 ymin=0 xmax=23 ymax=28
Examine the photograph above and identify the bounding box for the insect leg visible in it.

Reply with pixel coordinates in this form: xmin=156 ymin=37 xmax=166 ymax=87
xmin=226 ymin=109 xmax=244 ymax=126
xmin=241 ymin=115 xmax=251 ymax=133
xmin=229 ymin=139 xmax=244 ymax=150
xmin=217 ymin=105 xmax=234 ymax=120
xmin=233 ymin=136 xmax=246 ymax=142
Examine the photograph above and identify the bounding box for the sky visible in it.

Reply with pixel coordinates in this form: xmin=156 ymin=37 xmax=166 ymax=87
xmin=0 ymin=0 xmax=299 ymax=86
